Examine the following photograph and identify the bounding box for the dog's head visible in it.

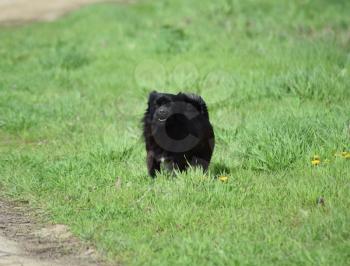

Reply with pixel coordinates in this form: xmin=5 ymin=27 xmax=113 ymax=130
xmin=144 ymin=91 xmax=210 ymax=152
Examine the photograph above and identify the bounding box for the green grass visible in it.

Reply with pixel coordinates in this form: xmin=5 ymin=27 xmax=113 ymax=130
xmin=1 ymin=0 xmax=350 ymax=265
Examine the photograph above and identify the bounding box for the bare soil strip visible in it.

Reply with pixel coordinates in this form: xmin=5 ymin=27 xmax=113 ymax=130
xmin=0 ymin=198 xmax=104 ymax=266
xmin=0 ymin=0 xmax=133 ymax=25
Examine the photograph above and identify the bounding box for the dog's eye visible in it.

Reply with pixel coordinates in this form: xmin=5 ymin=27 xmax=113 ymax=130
xmin=156 ymin=96 xmax=170 ymax=106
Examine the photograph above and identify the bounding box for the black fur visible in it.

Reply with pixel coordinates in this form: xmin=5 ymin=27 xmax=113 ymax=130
xmin=142 ymin=91 xmax=215 ymax=177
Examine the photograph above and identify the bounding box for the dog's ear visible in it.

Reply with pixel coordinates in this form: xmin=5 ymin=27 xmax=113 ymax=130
xmin=181 ymin=93 xmax=209 ymax=117
xmin=149 ymin=91 xmax=171 ymax=106
xmin=148 ymin=90 xmax=159 ymax=106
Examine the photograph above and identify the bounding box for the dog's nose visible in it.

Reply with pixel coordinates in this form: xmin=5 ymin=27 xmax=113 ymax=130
xmin=157 ymin=108 xmax=168 ymax=121
xmin=159 ymin=107 xmax=169 ymax=116
xmin=159 ymin=109 xmax=167 ymax=116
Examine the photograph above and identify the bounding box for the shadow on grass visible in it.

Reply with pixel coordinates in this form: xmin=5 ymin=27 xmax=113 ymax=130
xmin=211 ymin=162 xmax=231 ymax=176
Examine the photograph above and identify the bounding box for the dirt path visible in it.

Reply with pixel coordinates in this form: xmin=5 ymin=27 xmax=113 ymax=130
xmin=0 ymin=198 xmax=104 ymax=266
xmin=0 ymin=235 xmax=65 ymax=266
xmin=0 ymin=0 xmax=131 ymax=25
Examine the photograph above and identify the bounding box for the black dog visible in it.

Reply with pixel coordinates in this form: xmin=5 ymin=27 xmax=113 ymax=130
xmin=142 ymin=91 xmax=215 ymax=177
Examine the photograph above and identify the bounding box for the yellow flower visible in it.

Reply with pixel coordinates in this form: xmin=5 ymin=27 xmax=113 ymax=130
xmin=313 ymin=155 xmax=320 ymax=160
xmin=311 ymin=159 xmax=320 ymax=166
xmin=218 ymin=175 xmax=229 ymax=182
xmin=336 ymin=151 xmax=350 ymax=159
xmin=311 ymin=155 xmax=321 ymax=166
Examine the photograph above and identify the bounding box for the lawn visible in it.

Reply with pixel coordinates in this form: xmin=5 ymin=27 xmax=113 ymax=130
xmin=0 ymin=0 xmax=350 ymax=265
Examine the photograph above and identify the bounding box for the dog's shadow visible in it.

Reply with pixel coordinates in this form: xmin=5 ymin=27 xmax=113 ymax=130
xmin=144 ymin=162 xmax=232 ymax=179
xmin=210 ymin=162 xmax=231 ymax=177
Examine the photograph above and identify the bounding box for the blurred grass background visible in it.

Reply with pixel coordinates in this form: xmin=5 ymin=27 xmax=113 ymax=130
xmin=0 ymin=0 xmax=349 ymax=265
